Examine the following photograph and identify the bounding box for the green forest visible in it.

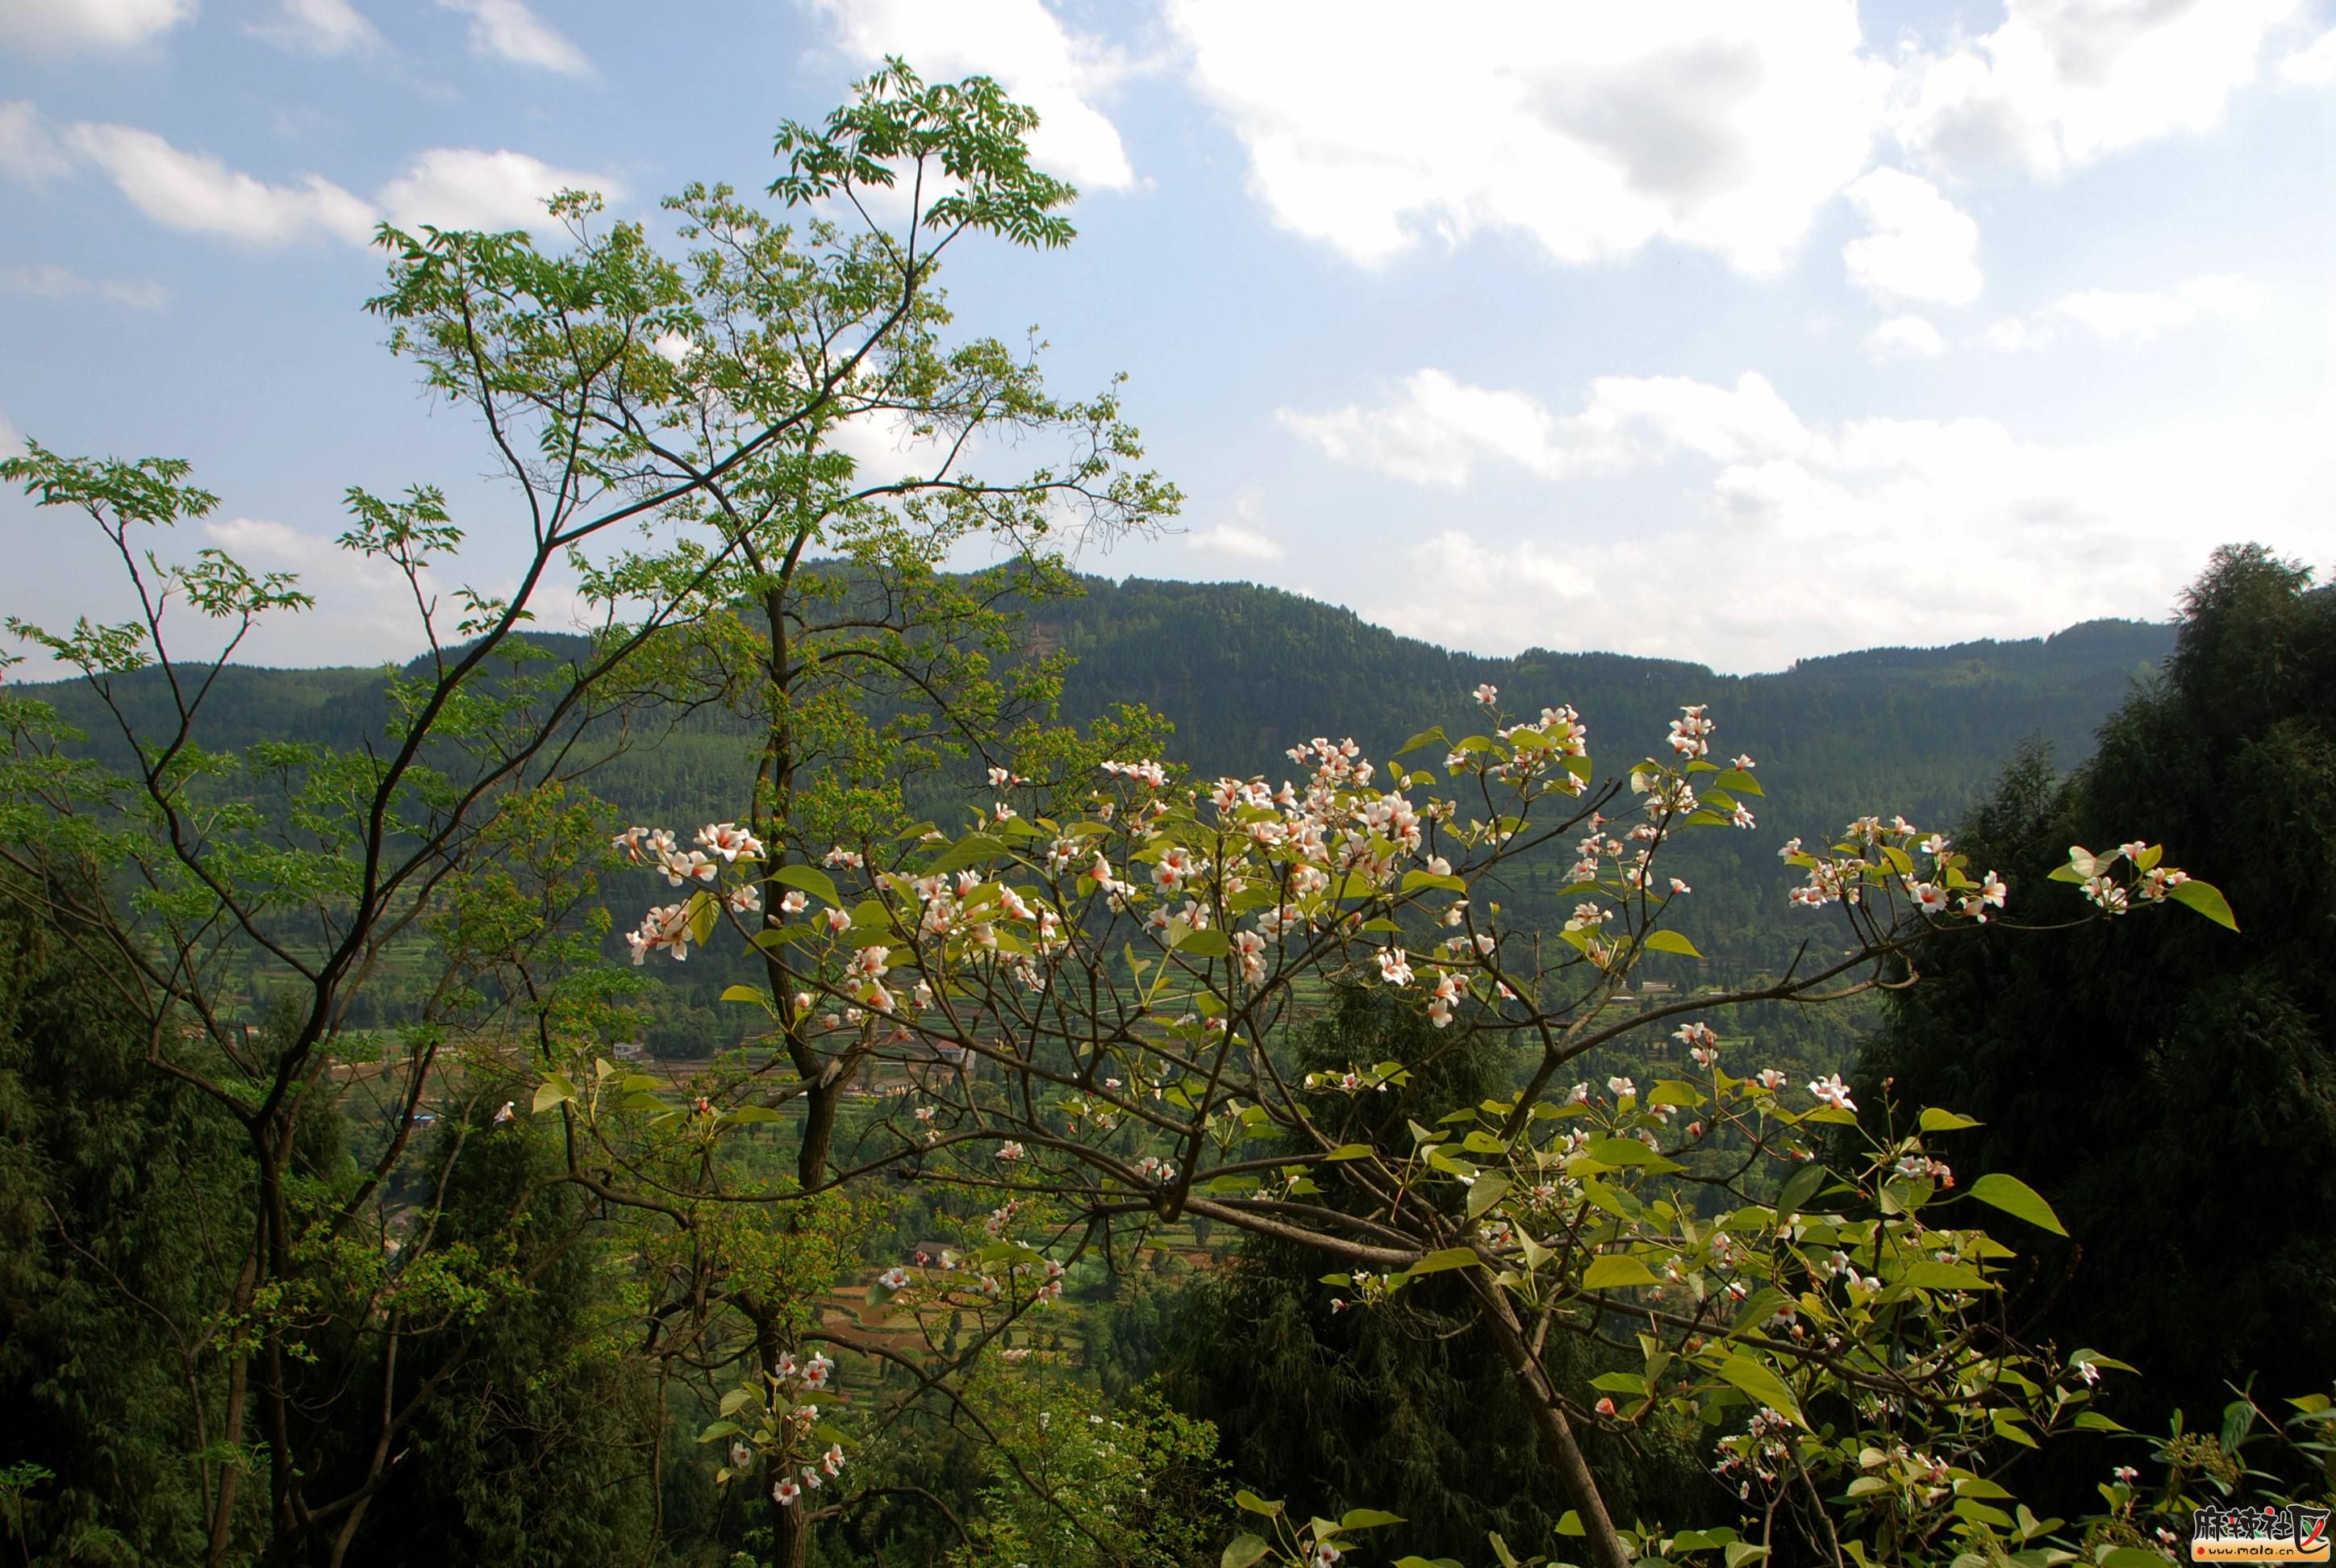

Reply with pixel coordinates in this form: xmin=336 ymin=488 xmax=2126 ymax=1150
xmin=2 ymin=62 xmax=2330 ymax=1568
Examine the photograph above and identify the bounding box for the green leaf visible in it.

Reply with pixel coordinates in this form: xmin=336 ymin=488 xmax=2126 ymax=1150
xmin=1490 ymin=1533 xmax=1522 ymax=1568
xmin=1557 ymin=1511 xmax=1586 ymax=1537
xmin=1968 ymin=1173 xmax=2067 ymax=1236
xmin=1395 ymin=726 xmax=1448 ymax=755
xmin=530 ymin=1074 xmax=574 ymax=1113
xmin=1723 ymin=1545 xmax=1772 ymax=1568
xmin=1583 ymin=1254 xmax=1660 ymax=1291
xmin=2168 ymin=877 xmax=2238 ymax=931
xmin=1918 ymin=1107 xmax=1982 ymax=1132
xmin=1591 ymin=1372 xmax=1650 ymax=1395
xmin=925 ymin=833 xmax=1006 ymax=874
xmin=1321 ymin=1144 xmax=1374 ymax=1161
xmin=1402 ymin=869 xmax=1468 ymax=894
xmin=770 ymin=863 xmax=841 ymax=907
xmin=719 ymin=984 xmax=767 ymax=1005
xmin=1466 ymin=1173 xmax=1512 ymax=1222
xmin=1405 ymin=1247 xmax=1481 ymax=1278
xmin=1341 ymin=1509 xmax=1404 ymax=1530
xmin=1174 ymin=926 xmax=1231 ymax=959
xmin=1233 ymin=1491 xmax=1284 ymax=1518
xmin=1773 ymin=1162 xmax=1828 ymax=1228
xmin=1899 ymin=1260 xmax=1993 ymax=1292
xmin=1712 ymin=1353 xmax=1807 ymax=1429
xmin=1221 ymin=1534 xmax=1269 ymax=1568
xmin=1643 ymin=929 xmax=1703 ymax=958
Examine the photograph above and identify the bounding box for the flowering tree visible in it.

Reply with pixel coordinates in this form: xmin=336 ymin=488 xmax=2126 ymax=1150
xmin=595 ymin=690 xmax=2237 ymax=1568
xmin=0 ymin=61 xmax=1171 ymax=1568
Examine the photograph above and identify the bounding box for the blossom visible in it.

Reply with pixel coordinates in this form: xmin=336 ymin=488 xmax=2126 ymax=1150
xmin=823 ymin=907 xmax=850 ymax=933
xmin=1732 ymin=753 xmax=1755 ymax=770
xmin=731 ymin=1441 xmax=753 ymax=1470
xmin=725 ymin=883 xmax=761 ymax=915
xmin=878 ymin=1266 xmax=911 ymax=1289
xmin=1595 ymin=1396 xmax=1618 ymax=1416
xmin=996 ymin=1141 xmax=1026 ymax=1161
xmin=696 ymin=822 xmax=764 ymax=861
xmin=774 ymin=1478 xmax=800 ymax=1505
xmin=1607 ymin=1076 xmax=1636 ymax=1100
xmin=1377 ymin=947 xmax=1414 ymax=986
xmin=821 ymin=845 xmax=863 ymax=869
xmin=2113 ymin=1465 xmax=2138 ymax=1483
xmin=1472 ymin=683 xmax=1499 ymax=706
xmin=1667 ymin=703 xmax=1715 ymax=759
xmin=779 ymin=888 xmax=807 ymax=915
xmin=1808 ymin=1074 xmax=1857 ymax=1112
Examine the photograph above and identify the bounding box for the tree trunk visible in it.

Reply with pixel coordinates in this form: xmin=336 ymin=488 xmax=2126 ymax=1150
xmin=1467 ymin=1274 xmax=1633 ymax=1568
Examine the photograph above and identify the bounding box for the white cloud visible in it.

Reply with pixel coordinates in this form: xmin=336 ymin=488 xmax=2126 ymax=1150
xmin=1282 ymin=367 xmax=1809 ymax=486
xmin=1985 ymin=274 xmax=2259 ymax=348
xmin=0 ymin=101 xmax=73 ymax=182
xmin=436 ymin=0 xmax=593 ymax=77
xmin=1892 ymin=0 xmax=2301 ymax=177
xmin=378 ymin=148 xmax=621 ymax=234
xmin=1304 ymin=364 xmax=2330 ymax=669
xmin=0 ymin=0 xmax=193 ymax=52
xmin=1187 ymin=523 xmax=1287 ymax=561
xmin=0 ymin=263 xmax=170 ymax=307
xmin=47 ymin=123 xmax=623 ymax=248
xmin=1187 ymin=492 xmax=1288 ymax=561
xmin=806 ymin=0 xmax=1138 ymax=192
xmin=67 ymin=123 xmax=377 ymax=244
xmin=1171 ymin=0 xmax=1887 ymax=272
xmin=1862 ymin=315 xmax=1946 ymax=361
xmin=1840 ymin=168 xmax=1983 ymax=304
xmin=2277 ymin=25 xmax=2336 ymax=85
xmin=254 ymin=0 xmax=382 ymax=54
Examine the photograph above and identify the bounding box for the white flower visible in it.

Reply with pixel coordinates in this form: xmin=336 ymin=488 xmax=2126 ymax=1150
xmin=774 ymin=1478 xmax=800 ymax=1505
xmin=1607 ymin=1076 xmax=1636 ymax=1100
xmin=1377 ymin=947 xmax=1414 ymax=986
xmin=996 ymin=1141 xmax=1026 ymax=1161
xmin=1808 ymin=1074 xmax=1857 ymax=1112
xmin=1472 ymin=683 xmax=1499 ymax=706
xmin=878 ymin=1266 xmax=911 ymax=1289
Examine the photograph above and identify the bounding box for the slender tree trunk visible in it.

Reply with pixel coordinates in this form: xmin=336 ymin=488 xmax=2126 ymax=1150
xmin=752 ymin=1307 xmax=814 ymax=1568
xmin=1467 ymin=1274 xmax=1633 ymax=1568
xmin=205 ymin=1250 xmax=258 ymax=1568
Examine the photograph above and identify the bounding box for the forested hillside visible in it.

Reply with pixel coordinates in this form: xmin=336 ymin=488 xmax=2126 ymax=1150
xmin=22 ymin=575 xmax=2171 ymax=981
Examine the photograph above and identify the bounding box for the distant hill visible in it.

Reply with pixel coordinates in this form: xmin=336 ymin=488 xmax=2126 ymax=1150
xmin=15 ymin=576 xmax=2174 ymax=970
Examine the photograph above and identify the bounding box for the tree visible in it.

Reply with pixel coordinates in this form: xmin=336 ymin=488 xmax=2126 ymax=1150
xmin=0 ymin=59 xmax=1170 ymax=1567
xmin=1857 ymin=544 xmax=2336 ymax=1441
xmin=599 ymin=689 xmax=2233 ymax=1568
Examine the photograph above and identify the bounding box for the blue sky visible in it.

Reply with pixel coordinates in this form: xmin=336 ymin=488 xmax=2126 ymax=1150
xmin=2 ymin=0 xmax=2330 ymax=676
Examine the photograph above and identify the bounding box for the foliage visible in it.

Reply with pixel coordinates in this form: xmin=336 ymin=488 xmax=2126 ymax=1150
xmin=1858 ymin=545 xmax=2336 ymax=1443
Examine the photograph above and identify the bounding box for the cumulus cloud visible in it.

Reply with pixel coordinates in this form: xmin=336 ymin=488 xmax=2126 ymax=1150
xmin=1984 ymin=274 xmax=2259 ymax=348
xmin=2277 ymin=25 xmax=2336 ymax=85
xmin=0 ymin=0 xmax=193 ymax=52
xmin=0 ymin=263 xmax=170 ymax=307
xmin=1289 ymin=364 xmax=2329 ymax=668
xmin=1891 ymin=0 xmax=2301 ymax=177
xmin=1187 ymin=523 xmax=1287 ymax=561
xmin=378 ymin=148 xmax=621 ymax=234
xmin=805 ymin=0 xmax=1138 ymax=192
xmin=254 ymin=0 xmax=383 ymax=55
xmin=1862 ymin=315 xmax=1946 ymax=361
xmin=66 ymin=123 xmax=377 ymax=244
xmin=31 ymin=117 xmax=622 ymax=247
xmin=0 ymin=101 xmax=73 ymax=182
xmin=1282 ymin=367 xmax=1809 ymax=486
xmin=436 ymin=0 xmax=593 ymax=77
xmin=1170 ymin=0 xmax=1887 ymax=271
xmin=1187 ymin=490 xmax=1288 ymax=561
xmin=1840 ymin=169 xmax=1982 ymax=304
